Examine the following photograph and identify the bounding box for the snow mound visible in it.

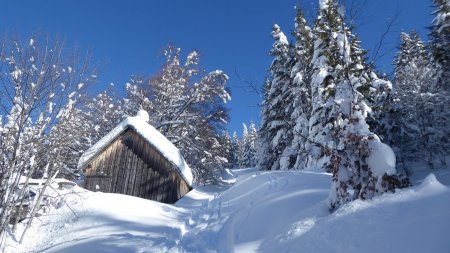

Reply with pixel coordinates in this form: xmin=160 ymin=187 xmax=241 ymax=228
xmin=262 ymin=173 xmax=450 ymax=253
xmin=415 ymin=173 xmax=449 ymax=193
xmin=6 ymin=186 xmax=189 ymax=253
xmin=367 ymin=140 xmax=396 ymax=177
xmin=135 ymin=109 xmax=149 ymax=122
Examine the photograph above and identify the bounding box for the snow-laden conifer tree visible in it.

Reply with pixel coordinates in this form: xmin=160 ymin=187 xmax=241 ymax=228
xmin=217 ymin=131 xmax=233 ymax=169
xmin=238 ymin=123 xmax=250 ymax=168
xmin=248 ymin=121 xmax=258 ymax=167
xmin=429 ymin=0 xmax=450 ymax=91
xmin=391 ymin=30 xmax=449 ymax=170
xmin=346 ymin=27 xmax=393 ymax=141
xmin=306 ymin=0 xmax=346 ymax=172
xmin=288 ymin=7 xmax=314 ymax=170
xmin=257 ymin=24 xmax=293 ymax=170
xmin=307 ymin=0 xmax=401 ymax=210
xmin=230 ymin=131 xmax=239 ymax=169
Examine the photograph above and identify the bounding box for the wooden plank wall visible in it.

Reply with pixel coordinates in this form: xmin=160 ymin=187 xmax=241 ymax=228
xmin=84 ymin=129 xmax=191 ymax=204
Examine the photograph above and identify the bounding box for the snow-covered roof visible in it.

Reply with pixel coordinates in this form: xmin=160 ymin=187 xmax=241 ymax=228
xmin=78 ymin=110 xmax=193 ymax=186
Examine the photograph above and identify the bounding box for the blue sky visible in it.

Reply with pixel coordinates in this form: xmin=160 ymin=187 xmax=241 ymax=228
xmin=0 ymin=0 xmax=433 ymax=136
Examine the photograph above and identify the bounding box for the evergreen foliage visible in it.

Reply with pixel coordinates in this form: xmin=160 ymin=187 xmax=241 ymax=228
xmin=389 ymin=28 xmax=450 ymax=171
xmin=258 ymin=0 xmax=408 ymax=210
xmin=288 ymin=7 xmax=314 ymax=171
xmin=429 ymin=0 xmax=450 ymax=90
xmin=257 ymin=24 xmax=293 ymax=170
xmin=230 ymin=131 xmax=240 ymax=168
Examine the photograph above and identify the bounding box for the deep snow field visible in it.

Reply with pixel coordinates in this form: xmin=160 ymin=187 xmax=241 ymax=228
xmin=4 ymin=168 xmax=450 ymax=253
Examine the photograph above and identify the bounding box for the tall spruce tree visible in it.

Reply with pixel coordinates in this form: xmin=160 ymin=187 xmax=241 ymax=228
xmin=307 ymin=0 xmax=346 ymax=172
xmin=257 ymin=24 xmax=293 ymax=170
xmin=348 ymin=28 xmax=393 ymax=140
xmin=307 ymin=0 xmax=401 ymax=210
xmin=218 ymin=131 xmax=233 ymax=169
xmin=238 ymin=123 xmax=250 ymax=168
xmin=289 ymin=7 xmax=314 ymax=170
xmin=238 ymin=123 xmax=257 ymax=168
xmin=231 ymin=131 xmax=240 ymax=169
xmin=429 ymin=0 xmax=450 ymax=90
xmin=390 ymin=27 xmax=450 ymax=170
xmin=248 ymin=121 xmax=258 ymax=167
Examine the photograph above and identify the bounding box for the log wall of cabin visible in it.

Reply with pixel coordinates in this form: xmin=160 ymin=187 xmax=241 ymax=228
xmin=84 ymin=129 xmax=191 ymax=204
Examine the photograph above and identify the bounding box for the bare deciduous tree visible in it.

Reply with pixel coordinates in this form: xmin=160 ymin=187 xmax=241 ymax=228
xmin=0 ymin=33 xmax=97 ymax=244
xmin=125 ymin=45 xmax=231 ymax=184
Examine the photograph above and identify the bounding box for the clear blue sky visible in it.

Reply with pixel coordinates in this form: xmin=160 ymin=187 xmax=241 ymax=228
xmin=0 ymin=0 xmax=432 ymax=136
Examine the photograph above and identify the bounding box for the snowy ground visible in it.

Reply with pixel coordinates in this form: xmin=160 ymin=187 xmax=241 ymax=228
xmin=4 ymin=168 xmax=450 ymax=253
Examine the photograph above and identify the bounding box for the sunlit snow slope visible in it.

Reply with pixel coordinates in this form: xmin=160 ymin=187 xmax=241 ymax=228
xmin=5 ymin=169 xmax=450 ymax=253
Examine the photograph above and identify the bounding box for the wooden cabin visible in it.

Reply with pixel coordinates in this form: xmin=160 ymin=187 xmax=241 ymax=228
xmin=78 ymin=110 xmax=193 ymax=204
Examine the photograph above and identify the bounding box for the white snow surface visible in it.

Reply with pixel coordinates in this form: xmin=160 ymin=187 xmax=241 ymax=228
xmin=273 ymin=24 xmax=288 ymax=45
xmin=5 ymin=168 xmax=450 ymax=253
xmin=278 ymin=32 xmax=288 ymax=45
xmin=367 ymin=139 xmax=397 ymax=177
xmin=77 ymin=111 xmax=193 ymax=186
xmin=319 ymin=0 xmax=330 ymax=10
